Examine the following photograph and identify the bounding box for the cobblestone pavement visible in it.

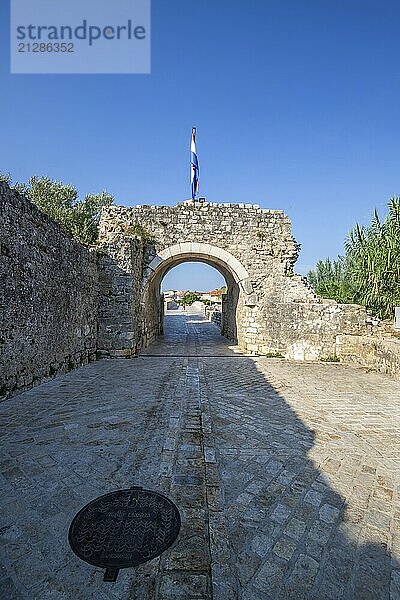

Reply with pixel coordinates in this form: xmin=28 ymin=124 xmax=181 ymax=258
xmin=1 ymin=307 xmax=400 ymax=599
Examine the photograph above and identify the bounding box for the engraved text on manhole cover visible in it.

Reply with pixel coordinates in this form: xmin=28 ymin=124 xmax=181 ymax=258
xmin=68 ymin=486 xmax=181 ymax=581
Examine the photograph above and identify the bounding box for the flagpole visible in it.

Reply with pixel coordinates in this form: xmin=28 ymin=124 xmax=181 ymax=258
xmin=193 ymin=127 xmax=198 ymax=202
xmin=190 ymin=126 xmax=199 ymax=202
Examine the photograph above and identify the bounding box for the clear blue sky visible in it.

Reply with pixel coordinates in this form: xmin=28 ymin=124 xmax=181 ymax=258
xmin=1 ymin=1 xmax=399 ymax=291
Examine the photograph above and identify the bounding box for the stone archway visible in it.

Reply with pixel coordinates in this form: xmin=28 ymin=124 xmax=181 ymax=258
xmin=141 ymin=243 xmax=255 ymax=348
xmin=97 ymin=200 xmax=367 ymax=360
xmin=145 ymin=243 xmax=253 ymax=293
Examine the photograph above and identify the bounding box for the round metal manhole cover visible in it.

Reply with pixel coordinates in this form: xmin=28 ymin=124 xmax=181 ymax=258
xmin=68 ymin=486 xmax=181 ymax=581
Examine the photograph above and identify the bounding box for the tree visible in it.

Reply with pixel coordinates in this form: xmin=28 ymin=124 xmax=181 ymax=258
xmin=307 ymin=197 xmax=400 ymax=319
xmin=180 ymin=291 xmax=200 ymax=306
xmin=2 ymin=174 xmax=113 ymax=246
xmin=0 ymin=173 xmax=12 ymax=185
xmin=307 ymin=257 xmax=355 ymax=304
xmin=344 ymin=199 xmax=400 ymax=319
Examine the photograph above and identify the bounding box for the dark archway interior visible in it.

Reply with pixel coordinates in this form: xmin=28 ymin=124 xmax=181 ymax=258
xmin=141 ymin=258 xmax=240 ymax=349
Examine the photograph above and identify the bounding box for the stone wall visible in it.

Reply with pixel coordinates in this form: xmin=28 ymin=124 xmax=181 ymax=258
xmin=210 ymin=310 xmax=222 ymax=328
xmin=221 ymin=291 xmax=239 ymax=341
xmin=248 ymin=300 xmax=367 ymax=360
xmin=98 ymin=202 xmax=300 ymax=286
xmin=98 ymin=201 xmax=368 ymax=360
xmin=1 ymin=189 xmax=378 ymax=400
xmin=97 ymin=234 xmax=144 ymax=357
xmin=140 ymin=268 xmax=164 ymax=348
xmin=0 ymin=183 xmax=98 ymax=399
xmin=336 ymin=334 xmax=400 ymax=381
xmin=96 ymin=232 xmax=164 ymax=355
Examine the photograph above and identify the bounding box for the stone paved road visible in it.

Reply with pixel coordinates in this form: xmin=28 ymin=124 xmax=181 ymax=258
xmin=1 ymin=307 xmax=400 ymax=599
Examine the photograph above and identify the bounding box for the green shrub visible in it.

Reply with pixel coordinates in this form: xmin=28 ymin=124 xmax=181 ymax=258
xmin=2 ymin=173 xmax=113 ymax=246
xmin=320 ymin=355 xmax=340 ymax=363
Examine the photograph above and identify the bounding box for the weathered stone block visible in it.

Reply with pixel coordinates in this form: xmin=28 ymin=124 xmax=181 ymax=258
xmin=336 ymin=334 xmax=400 ymax=380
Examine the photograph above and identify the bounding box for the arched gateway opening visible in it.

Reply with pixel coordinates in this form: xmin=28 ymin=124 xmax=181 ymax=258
xmin=97 ymin=201 xmax=367 ymax=361
xmin=141 ymin=243 xmax=254 ymax=348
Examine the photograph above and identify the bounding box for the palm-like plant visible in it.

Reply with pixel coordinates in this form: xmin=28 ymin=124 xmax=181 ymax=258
xmin=308 ymin=197 xmax=400 ymax=319
xmin=345 ymin=198 xmax=400 ymax=318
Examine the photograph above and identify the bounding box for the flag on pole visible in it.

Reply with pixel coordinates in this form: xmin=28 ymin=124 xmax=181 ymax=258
xmin=190 ymin=127 xmax=199 ymax=200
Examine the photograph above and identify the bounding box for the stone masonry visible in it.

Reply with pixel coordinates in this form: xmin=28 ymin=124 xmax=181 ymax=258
xmin=3 ymin=186 xmax=398 ymax=400
xmin=337 ymin=333 xmax=400 ymax=381
xmin=97 ymin=200 xmax=368 ymax=360
xmin=0 ymin=183 xmax=98 ymax=400
xmin=97 ymin=234 xmax=145 ymax=357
